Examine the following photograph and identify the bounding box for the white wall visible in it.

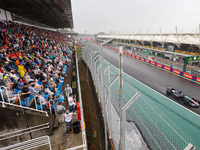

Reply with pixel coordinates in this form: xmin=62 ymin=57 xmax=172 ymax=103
xmin=0 ymin=8 xmax=12 ymax=21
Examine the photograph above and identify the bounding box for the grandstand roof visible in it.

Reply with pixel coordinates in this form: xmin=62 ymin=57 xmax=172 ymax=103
xmin=0 ymin=0 xmax=73 ymax=29
xmin=98 ymin=34 xmax=200 ymax=46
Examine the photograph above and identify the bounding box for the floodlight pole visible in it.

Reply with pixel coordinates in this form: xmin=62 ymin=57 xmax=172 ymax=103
xmin=119 ymin=46 xmax=123 ymax=150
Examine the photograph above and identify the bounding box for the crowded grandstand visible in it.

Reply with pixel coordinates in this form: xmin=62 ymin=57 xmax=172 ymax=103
xmin=0 ymin=20 xmax=74 ymax=108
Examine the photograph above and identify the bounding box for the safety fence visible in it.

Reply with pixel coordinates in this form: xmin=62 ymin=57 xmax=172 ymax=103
xmin=82 ymin=42 xmax=200 ymax=150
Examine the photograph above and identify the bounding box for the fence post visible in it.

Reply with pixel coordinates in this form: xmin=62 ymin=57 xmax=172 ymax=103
xmin=47 ymin=136 xmax=52 ymax=150
xmin=101 ymin=75 xmax=104 ymax=103
xmin=18 ymin=91 xmax=22 ymax=106
xmin=97 ymin=62 xmax=103 ymax=95
xmin=121 ymin=92 xmax=141 ymax=150
xmin=0 ymin=88 xmax=5 ymax=107
xmin=93 ymin=57 xmax=100 ymax=87
xmin=107 ymin=75 xmax=119 ymax=139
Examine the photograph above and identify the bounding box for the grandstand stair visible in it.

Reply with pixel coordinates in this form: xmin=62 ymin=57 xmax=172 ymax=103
xmin=0 ymin=106 xmax=52 ymax=148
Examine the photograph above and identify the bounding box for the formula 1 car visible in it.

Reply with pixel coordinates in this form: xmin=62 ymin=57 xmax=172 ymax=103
xmin=192 ymin=98 xmax=200 ymax=105
xmin=166 ymin=87 xmax=175 ymax=95
xmin=183 ymin=96 xmax=200 ymax=107
xmin=166 ymin=87 xmax=184 ymax=100
xmin=172 ymin=90 xmax=184 ymax=100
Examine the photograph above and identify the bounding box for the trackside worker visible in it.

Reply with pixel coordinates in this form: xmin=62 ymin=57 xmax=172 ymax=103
xmin=64 ymin=110 xmax=73 ymax=135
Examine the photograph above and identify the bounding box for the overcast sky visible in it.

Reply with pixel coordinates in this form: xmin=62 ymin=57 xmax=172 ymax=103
xmin=71 ymin=0 xmax=200 ymax=34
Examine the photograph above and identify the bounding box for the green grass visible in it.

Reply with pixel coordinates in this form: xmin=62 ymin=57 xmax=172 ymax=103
xmin=76 ymin=46 xmax=82 ymax=59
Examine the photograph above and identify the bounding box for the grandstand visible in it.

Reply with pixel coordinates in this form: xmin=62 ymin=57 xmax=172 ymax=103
xmin=98 ymin=34 xmax=200 ymax=74
xmin=98 ymin=34 xmax=200 ymax=55
xmin=0 ymin=0 xmax=73 ymax=28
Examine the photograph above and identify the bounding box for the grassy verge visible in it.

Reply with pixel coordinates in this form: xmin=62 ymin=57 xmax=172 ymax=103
xmin=76 ymin=46 xmax=82 ymax=59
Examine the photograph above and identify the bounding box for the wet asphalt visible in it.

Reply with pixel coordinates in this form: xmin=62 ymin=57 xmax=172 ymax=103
xmin=99 ymin=45 xmax=200 ymax=115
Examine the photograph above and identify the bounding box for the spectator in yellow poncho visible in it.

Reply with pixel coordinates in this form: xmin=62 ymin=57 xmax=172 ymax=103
xmin=18 ymin=61 xmax=25 ymax=77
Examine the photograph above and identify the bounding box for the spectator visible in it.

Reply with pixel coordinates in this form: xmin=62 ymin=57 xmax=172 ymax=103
xmin=17 ymin=78 xmax=24 ymax=89
xmin=39 ymin=92 xmax=48 ymax=110
xmin=18 ymin=61 xmax=25 ymax=77
xmin=24 ymin=73 xmax=34 ymax=83
xmin=4 ymin=74 xmax=13 ymax=90
xmin=34 ymin=66 xmax=40 ymax=79
xmin=68 ymin=93 xmax=76 ymax=114
xmin=65 ymin=84 xmax=72 ymax=99
xmin=29 ymin=84 xmax=39 ymax=96
xmin=48 ymin=78 xmax=56 ymax=90
xmin=6 ymin=89 xmax=19 ymax=104
xmin=44 ymin=85 xmax=54 ymax=98
xmin=21 ymin=83 xmax=30 ymax=107
xmin=64 ymin=110 xmax=73 ymax=135
xmin=53 ymin=94 xmax=60 ymax=111
xmin=56 ymin=102 xmax=66 ymax=124
xmin=9 ymin=70 xmax=19 ymax=82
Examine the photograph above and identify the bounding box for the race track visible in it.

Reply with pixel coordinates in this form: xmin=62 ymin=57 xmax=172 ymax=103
xmin=99 ymin=44 xmax=200 ymax=115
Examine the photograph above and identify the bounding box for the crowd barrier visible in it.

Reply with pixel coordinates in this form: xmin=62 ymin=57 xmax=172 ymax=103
xmin=92 ymin=42 xmax=200 ymax=84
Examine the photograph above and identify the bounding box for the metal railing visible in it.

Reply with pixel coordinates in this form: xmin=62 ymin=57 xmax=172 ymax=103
xmin=82 ymin=42 xmax=199 ymax=150
xmin=0 ymin=87 xmax=48 ymax=116
xmin=66 ymin=42 xmax=87 ymax=150
xmin=0 ymin=136 xmax=52 ymax=150
xmin=0 ymin=122 xmax=49 ymax=141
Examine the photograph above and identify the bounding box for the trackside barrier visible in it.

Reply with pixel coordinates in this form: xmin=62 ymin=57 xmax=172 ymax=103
xmin=0 ymin=136 xmax=52 ymax=150
xmin=83 ymin=42 xmax=200 ymax=149
xmin=94 ymin=42 xmax=200 ymax=84
xmin=0 ymin=122 xmax=49 ymax=141
xmin=66 ymin=45 xmax=87 ymax=150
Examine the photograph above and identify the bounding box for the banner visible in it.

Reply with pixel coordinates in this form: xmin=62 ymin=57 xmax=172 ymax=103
xmin=164 ymin=66 xmax=170 ymax=71
xmin=172 ymin=69 xmax=181 ymax=75
xmin=151 ymin=61 xmax=155 ymax=65
xmin=196 ymin=77 xmax=200 ymax=82
xmin=157 ymin=63 xmax=162 ymax=68
xmin=183 ymin=72 xmax=193 ymax=79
